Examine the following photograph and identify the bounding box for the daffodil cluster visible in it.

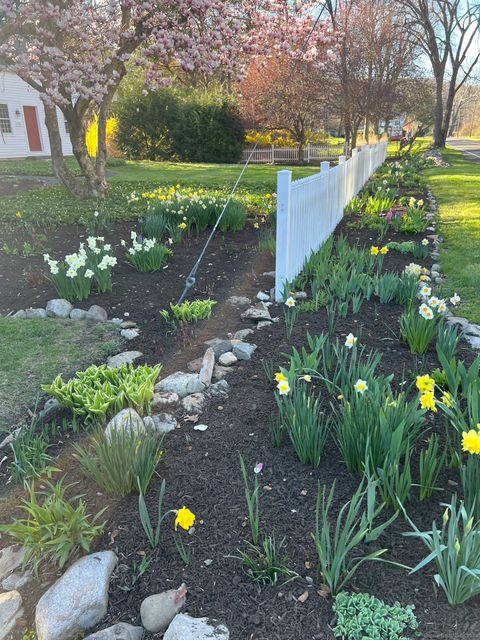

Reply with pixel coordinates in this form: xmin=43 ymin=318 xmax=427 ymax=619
xmin=123 ymin=232 xmax=172 ymax=273
xmin=418 ymin=284 xmax=448 ymax=320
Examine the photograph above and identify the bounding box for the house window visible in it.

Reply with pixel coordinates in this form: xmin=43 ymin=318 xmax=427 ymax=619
xmin=64 ymin=119 xmax=70 ymax=134
xmin=0 ymin=104 xmax=12 ymax=133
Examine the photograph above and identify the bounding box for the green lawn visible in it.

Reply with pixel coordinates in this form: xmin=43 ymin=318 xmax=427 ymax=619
xmin=424 ymin=147 xmax=480 ymax=323
xmin=0 ymin=319 xmax=122 ymax=429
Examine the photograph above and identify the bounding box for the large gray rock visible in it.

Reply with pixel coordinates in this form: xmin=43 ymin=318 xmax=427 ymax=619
xmin=70 ymin=308 xmax=87 ymax=320
xmin=84 ymin=623 xmax=143 ymax=640
xmin=0 ymin=546 xmax=25 ymax=582
xmin=213 ymin=365 xmax=231 ymax=381
xmin=233 ymin=328 xmax=254 ymax=341
xmin=0 ymin=590 xmax=23 ymax=640
xmin=86 ymin=305 xmax=108 ymax=322
xmin=164 ymin=614 xmax=230 ymax=640
xmin=155 ymin=372 xmax=205 ymax=398
xmin=182 ymin=393 xmax=206 ymax=414
xmin=232 ymin=342 xmax=257 ymax=361
xmin=121 ymin=328 xmax=140 ymax=340
xmin=204 ymin=339 xmax=233 ymax=360
xmin=464 ymin=324 xmax=480 ymax=338
xmin=105 ymin=409 xmax=145 ymax=439
xmin=25 ymin=308 xmax=47 ymax=319
xmin=46 ymin=299 xmax=73 ymax=319
xmin=199 ymin=347 xmax=215 ymax=386
xmin=208 ymin=380 xmax=229 ymax=397
xmin=466 ymin=335 xmax=480 ymax=350
xmin=143 ymin=413 xmax=177 ymax=434
xmin=12 ymin=309 xmax=26 ymax=319
xmin=140 ymin=584 xmax=187 ymax=633
xmin=2 ymin=570 xmax=32 ymax=591
xmin=256 ymin=291 xmax=270 ymax=301
xmin=35 ymin=551 xmax=117 ymax=640
xmin=107 ymin=351 xmax=143 ymax=368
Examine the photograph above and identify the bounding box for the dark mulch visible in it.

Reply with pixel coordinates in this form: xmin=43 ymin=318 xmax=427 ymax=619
xmin=3 ymin=217 xmax=480 ymax=640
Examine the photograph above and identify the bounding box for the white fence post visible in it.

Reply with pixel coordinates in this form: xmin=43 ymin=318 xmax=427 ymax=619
xmin=275 ymin=170 xmax=292 ymax=301
xmin=271 ymin=144 xmax=275 ymax=165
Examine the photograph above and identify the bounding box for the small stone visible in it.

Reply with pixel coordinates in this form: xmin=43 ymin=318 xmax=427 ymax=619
xmin=70 ymin=308 xmax=87 ymax=321
xmin=203 ymin=559 xmax=213 ymax=566
xmin=107 ymin=351 xmax=143 ymax=368
xmin=233 ymin=328 xmax=254 ymax=341
xmin=466 ymin=335 xmax=480 ymax=349
xmin=204 ymin=338 xmax=232 ymax=360
xmin=109 ymin=317 xmax=123 ymax=326
xmin=208 ymin=380 xmax=229 ymax=397
xmin=120 ymin=320 xmax=137 ymax=329
xmin=199 ymin=347 xmax=215 ymax=386
xmin=151 ymin=391 xmax=180 ymax=409
xmin=257 ymin=320 xmax=273 ymax=329
xmin=256 ymin=291 xmax=270 ymax=301
xmin=194 ymin=424 xmax=208 ymax=431
xmin=464 ymin=324 xmax=480 ymax=338
xmin=0 ymin=590 xmax=23 ymax=640
xmin=0 ymin=546 xmax=25 ymax=582
xmin=121 ymin=328 xmax=139 ymax=340
xmin=163 ymin=613 xmax=229 ymax=640
xmin=140 ymin=584 xmax=187 ymax=633
xmin=292 ymin=291 xmax=307 ymax=299
xmin=84 ymin=623 xmax=143 ymax=640
xmin=144 ymin=413 xmax=177 ymax=434
xmin=447 ymin=316 xmax=469 ymax=328
xmin=35 ymin=551 xmax=117 ymax=640
xmin=219 ymin=352 xmax=237 ymax=366
xmin=241 ymin=303 xmax=271 ymax=322
xmin=105 ymin=408 xmax=145 ymax=439
xmin=2 ymin=570 xmax=32 ymax=591
xmin=232 ymin=342 xmax=257 ymax=361
xmin=46 ymin=299 xmax=73 ymax=319
xmin=0 ymin=429 xmax=19 ymax=450
xmin=86 ymin=305 xmax=108 ymax=322
xmin=213 ymin=365 xmax=231 ymax=381
xmin=182 ymin=393 xmax=206 ymax=414
xmin=263 ymin=271 xmax=275 ymax=278
xmin=187 ymin=357 xmax=203 ymax=373
xmin=25 ymin=308 xmax=47 ymax=319
xmin=430 ymin=270 xmax=440 ymax=278
xmin=155 ymin=372 xmax=205 ymax=399
xmin=39 ymin=397 xmax=59 ymax=419
xmin=12 ymin=309 xmax=26 ymax=319
xmin=227 ymin=295 xmax=251 ymax=306
xmin=431 ymin=263 xmax=441 ymax=272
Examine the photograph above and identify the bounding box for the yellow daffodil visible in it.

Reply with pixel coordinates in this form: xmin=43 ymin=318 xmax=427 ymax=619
xmin=265 ymin=193 xmax=272 ymax=199
xmin=441 ymin=392 xmax=452 ymax=408
xmin=380 ymin=246 xmax=389 ymax=255
xmin=178 ymin=222 xmax=187 ymax=230
xmin=337 ymin=394 xmax=343 ymax=400
xmin=253 ymin=222 xmax=259 ymax=229
xmin=15 ymin=211 xmax=22 ymax=219
xmin=175 ymin=506 xmax=196 ymax=531
xmin=277 ymin=379 xmax=291 ymax=395
xmin=417 ymin=199 xmax=424 ymax=207
xmin=370 ymin=246 xmax=379 ymax=256
xmin=416 ymin=374 xmax=435 ymax=393
xmin=274 ymin=372 xmax=287 ymax=383
xmin=303 ymin=374 xmax=312 ymax=382
xmin=462 ymin=429 xmax=480 ymax=455
xmin=420 ymin=391 xmax=437 ymax=412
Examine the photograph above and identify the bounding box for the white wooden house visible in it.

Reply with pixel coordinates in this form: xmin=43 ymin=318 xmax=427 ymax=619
xmin=0 ymin=71 xmax=73 ymax=158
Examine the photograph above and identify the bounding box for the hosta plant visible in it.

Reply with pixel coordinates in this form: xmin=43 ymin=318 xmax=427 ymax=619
xmin=41 ymin=363 xmax=161 ymax=424
xmin=0 ymin=479 xmax=106 ymax=571
xmin=161 ymin=299 xmax=216 ymax=326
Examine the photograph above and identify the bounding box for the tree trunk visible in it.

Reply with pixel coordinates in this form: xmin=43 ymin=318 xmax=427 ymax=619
xmin=440 ymin=75 xmax=458 ymax=146
xmin=433 ymin=74 xmax=445 ymax=147
xmin=43 ymin=105 xmax=90 ymax=199
xmin=69 ymin=112 xmax=108 ymax=198
xmin=95 ymin=102 xmax=110 ymax=196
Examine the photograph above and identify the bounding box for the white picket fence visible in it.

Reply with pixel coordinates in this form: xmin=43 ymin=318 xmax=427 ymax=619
xmin=242 ymin=142 xmax=346 ymax=164
xmin=274 ymin=141 xmax=388 ymax=300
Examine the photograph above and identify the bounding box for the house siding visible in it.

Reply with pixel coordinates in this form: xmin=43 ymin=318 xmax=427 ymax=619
xmin=0 ymin=72 xmax=73 ymax=158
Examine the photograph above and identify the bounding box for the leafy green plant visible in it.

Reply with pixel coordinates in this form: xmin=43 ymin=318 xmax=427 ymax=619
xmin=375 ymin=273 xmax=400 ymax=304
xmin=230 ymin=536 xmax=297 ymax=585
xmin=73 ymin=426 xmax=163 ymax=495
xmin=161 ymin=299 xmax=216 ymax=326
xmin=125 ymin=233 xmax=171 ymax=272
xmin=239 ymin=456 xmax=262 ymax=546
xmin=366 ymin=436 xmax=413 ymax=510
xmin=138 ymin=478 xmax=166 ymax=549
xmin=276 ymin=388 xmax=330 ymax=467
xmin=332 ymin=591 xmax=418 ymax=640
xmin=418 ymin=434 xmax=446 ymax=501
xmin=0 ymin=479 xmax=106 ymax=571
xmin=403 ymin=494 xmax=480 ymax=605
xmin=41 ymin=363 xmax=161 ymax=424
xmin=395 ymin=273 xmax=420 ymax=307
xmin=9 ymin=419 xmax=58 ymax=485
xmin=257 ymin=227 xmax=276 ymax=255
xmin=436 ymin=322 xmax=462 ymax=362
xmin=312 ymin=480 xmax=397 ymax=595
xmin=460 ymin=453 xmax=480 ymax=523
xmin=400 ymin=306 xmax=438 ymax=354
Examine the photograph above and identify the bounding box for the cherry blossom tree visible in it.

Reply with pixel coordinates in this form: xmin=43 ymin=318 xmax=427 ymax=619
xmin=0 ymin=0 xmax=337 ymax=199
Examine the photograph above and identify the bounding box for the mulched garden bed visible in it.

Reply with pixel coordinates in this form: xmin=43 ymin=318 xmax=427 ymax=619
xmin=4 ymin=215 xmax=480 ymax=640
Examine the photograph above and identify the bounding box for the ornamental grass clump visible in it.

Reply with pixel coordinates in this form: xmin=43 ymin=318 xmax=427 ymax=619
xmin=41 ymin=363 xmax=161 ymax=424
xmin=403 ymin=494 xmax=480 ymax=605
xmin=73 ymin=425 xmax=163 ymax=496
xmin=0 ymin=478 xmax=106 ymax=572
xmin=332 ymin=592 xmax=418 ymax=640
xmin=124 ymin=231 xmax=171 ymax=272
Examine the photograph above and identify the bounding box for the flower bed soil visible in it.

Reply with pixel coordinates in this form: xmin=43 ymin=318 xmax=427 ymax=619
xmin=3 ymin=216 xmax=480 ymax=639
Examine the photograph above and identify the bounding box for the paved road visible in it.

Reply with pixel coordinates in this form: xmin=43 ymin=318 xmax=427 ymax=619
xmin=447 ymin=137 xmax=480 ymax=162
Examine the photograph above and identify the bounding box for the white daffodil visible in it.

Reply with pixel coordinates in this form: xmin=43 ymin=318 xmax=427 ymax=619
xmin=345 ymin=333 xmax=358 ymax=349
xmin=428 ymin=296 xmax=439 ymax=308
xmin=354 ymin=379 xmax=368 ymax=394
xmin=421 ymin=238 xmax=429 ymax=246
xmin=419 ymin=304 xmax=434 ymax=320
xmin=419 ymin=285 xmax=431 ymax=298
xmin=277 ymin=379 xmax=291 ymax=395
xmin=450 ymin=293 xmax=461 ymax=306
xmin=85 ymin=269 xmax=94 ymax=278
xmin=285 ymin=296 xmax=296 ymax=308
xmin=438 ymin=300 xmax=447 ymax=313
